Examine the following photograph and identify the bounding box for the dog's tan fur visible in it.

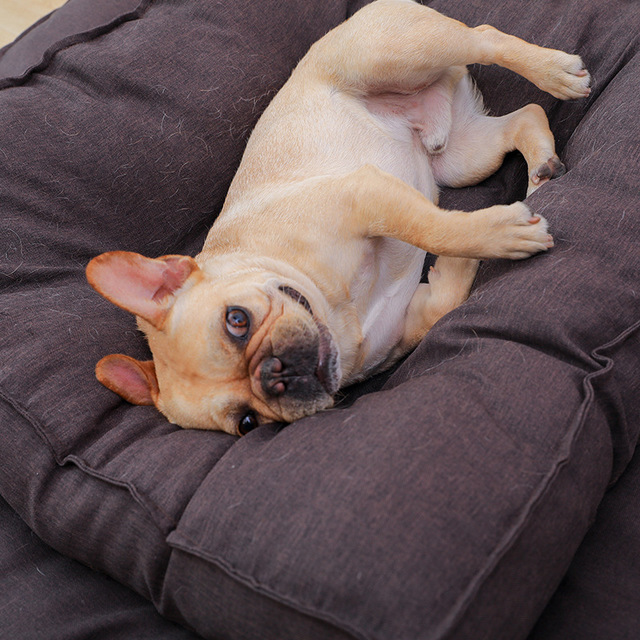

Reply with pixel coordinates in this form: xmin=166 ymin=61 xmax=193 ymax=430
xmin=86 ymin=0 xmax=590 ymax=434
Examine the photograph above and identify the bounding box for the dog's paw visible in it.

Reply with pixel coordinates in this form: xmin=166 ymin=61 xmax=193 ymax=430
xmin=428 ymin=256 xmax=479 ymax=313
xmin=538 ymin=51 xmax=591 ymax=100
xmin=527 ymin=155 xmax=567 ymax=196
xmin=480 ymin=202 xmax=554 ymax=260
xmin=429 ymin=256 xmax=479 ymax=291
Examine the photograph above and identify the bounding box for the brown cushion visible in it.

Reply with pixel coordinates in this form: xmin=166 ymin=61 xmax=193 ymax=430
xmin=0 ymin=0 xmax=639 ymax=639
xmin=529 ymin=449 xmax=640 ymax=639
xmin=0 ymin=495 xmax=199 ymax=639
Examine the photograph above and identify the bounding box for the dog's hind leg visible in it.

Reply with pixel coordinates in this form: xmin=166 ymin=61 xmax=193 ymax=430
xmin=308 ymin=0 xmax=589 ymax=100
xmin=310 ymin=0 xmax=489 ymax=93
xmin=431 ymin=74 xmax=566 ymax=196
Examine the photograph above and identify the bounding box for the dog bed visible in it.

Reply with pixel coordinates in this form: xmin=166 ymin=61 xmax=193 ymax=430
xmin=1 ymin=1 xmax=639 ymax=638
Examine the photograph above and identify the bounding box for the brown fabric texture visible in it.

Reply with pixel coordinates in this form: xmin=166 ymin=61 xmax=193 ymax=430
xmin=0 ymin=493 xmax=200 ymax=640
xmin=0 ymin=1 xmax=639 ymax=639
xmin=529 ymin=448 xmax=640 ymax=640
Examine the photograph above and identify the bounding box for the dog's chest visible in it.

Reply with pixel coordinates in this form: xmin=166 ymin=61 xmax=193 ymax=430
xmin=347 ymin=237 xmax=425 ymax=380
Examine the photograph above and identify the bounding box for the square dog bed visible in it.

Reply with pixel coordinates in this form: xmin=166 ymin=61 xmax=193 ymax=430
xmin=1 ymin=1 xmax=639 ymax=638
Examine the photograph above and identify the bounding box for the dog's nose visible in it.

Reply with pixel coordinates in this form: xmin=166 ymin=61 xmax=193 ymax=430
xmin=259 ymin=345 xmax=327 ymax=401
xmin=261 ymin=357 xmax=287 ymax=397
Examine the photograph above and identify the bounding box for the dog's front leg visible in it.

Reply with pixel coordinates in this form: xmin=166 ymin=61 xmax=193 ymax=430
xmin=396 ymin=257 xmax=479 ymax=358
xmin=340 ymin=165 xmax=553 ymax=260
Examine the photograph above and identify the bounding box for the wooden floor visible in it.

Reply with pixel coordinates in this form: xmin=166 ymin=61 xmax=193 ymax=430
xmin=0 ymin=0 xmax=67 ymax=48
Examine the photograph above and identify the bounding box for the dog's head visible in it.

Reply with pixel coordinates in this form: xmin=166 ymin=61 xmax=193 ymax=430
xmin=86 ymin=251 xmax=341 ymax=434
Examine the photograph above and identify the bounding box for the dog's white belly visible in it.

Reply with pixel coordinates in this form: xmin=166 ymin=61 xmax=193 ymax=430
xmin=332 ymin=90 xmax=440 ymax=200
xmin=352 ymin=97 xmax=436 ymax=377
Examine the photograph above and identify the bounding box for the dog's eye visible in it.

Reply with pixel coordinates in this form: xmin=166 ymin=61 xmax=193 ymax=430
xmin=225 ymin=307 xmax=250 ymax=339
xmin=238 ymin=411 xmax=259 ymax=436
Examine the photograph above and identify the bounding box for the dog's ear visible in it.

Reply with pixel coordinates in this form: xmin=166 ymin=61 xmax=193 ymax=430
xmin=96 ymin=354 xmax=159 ymax=406
xmin=86 ymin=251 xmax=200 ymax=328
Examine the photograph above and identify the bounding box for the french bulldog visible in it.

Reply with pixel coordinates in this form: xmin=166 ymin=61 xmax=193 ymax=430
xmin=87 ymin=0 xmax=590 ymax=434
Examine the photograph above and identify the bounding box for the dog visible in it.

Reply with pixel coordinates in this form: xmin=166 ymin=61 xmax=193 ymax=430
xmin=86 ymin=0 xmax=590 ymax=435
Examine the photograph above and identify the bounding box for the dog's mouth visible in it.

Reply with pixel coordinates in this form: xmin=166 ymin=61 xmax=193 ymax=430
xmin=253 ymin=285 xmax=340 ymax=410
xmin=278 ymin=284 xmax=313 ymax=316
xmin=315 ymin=322 xmax=339 ymax=394
xmin=277 ymin=284 xmax=339 ymax=394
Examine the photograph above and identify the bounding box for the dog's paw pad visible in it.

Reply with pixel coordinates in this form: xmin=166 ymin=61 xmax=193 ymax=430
xmin=531 ymin=156 xmax=566 ymax=184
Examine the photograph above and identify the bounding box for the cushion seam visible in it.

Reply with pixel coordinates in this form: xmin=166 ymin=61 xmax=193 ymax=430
xmin=435 ymin=317 xmax=640 ymax=639
xmin=0 ymin=384 xmax=63 ymax=458
xmin=167 ymin=534 xmax=366 ymax=640
xmin=0 ymin=10 xmax=52 ymax=58
xmin=0 ymin=0 xmax=154 ymax=91
xmin=63 ymin=453 xmax=180 ymax=533
xmin=0 ymin=386 xmax=177 ymax=535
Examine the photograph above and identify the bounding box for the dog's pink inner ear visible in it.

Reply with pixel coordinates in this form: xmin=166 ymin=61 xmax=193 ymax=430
xmin=86 ymin=251 xmax=199 ymax=328
xmin=96 ymin=354 xmax=158 ymax=406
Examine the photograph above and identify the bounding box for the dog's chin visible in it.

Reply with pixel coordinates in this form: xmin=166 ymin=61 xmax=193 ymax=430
xmin=279 ymin=395 xmax=333 ymax=424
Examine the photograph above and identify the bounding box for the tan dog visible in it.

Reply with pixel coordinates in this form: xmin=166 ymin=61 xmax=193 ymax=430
xmin=87 ymin=0 xmax=590 ymax=435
